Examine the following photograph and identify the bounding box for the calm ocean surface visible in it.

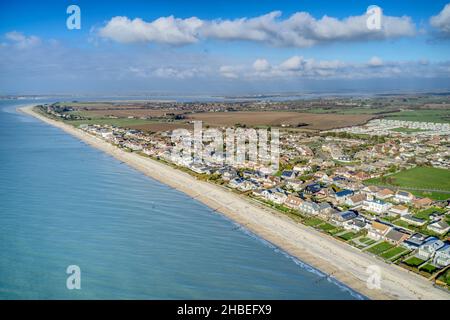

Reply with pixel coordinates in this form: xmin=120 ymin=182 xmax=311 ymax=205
xmin=0 ymin=99 xmax=363 ymax=299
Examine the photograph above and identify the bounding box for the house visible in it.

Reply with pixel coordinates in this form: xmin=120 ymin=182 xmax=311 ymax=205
xmin=280 ymin=170 xmax=296 ymax=180
xmin=284 ymin=195 xmax=304 ymax=210
xmin=413 ymin=197 xmax=433 ymax=209
xmin=331 ymin=210 xmax=358 ymax=226
xmin=400 ymin=214 xmax=426 ymax=227
xmin=362 ymin=199 xmax=392 ymax=214
xmin=368 ymin=221 xmax=391 ymax=240
xmin=427 ymin=220 xmax=450 ymax=235
xmin=345 ymin=193 xmax=367 ymax=207
xmin=384 ymin=229 xmax=410 ymax=245
xmin=229 ymin=177 xmax=245 ymax=189
xmin=389 ymin=204 xmax=409 ymax=216
xmin=433 ymin=244 xmax=450 ymax=267
xmin=417 ymin=237 xmax=445 ymax=260
xmin=376 ymin=188 xmax=394 ymax=200
xmin=394 ymin=190 xmax=415 ymax=204
xmin=299 ymin=201 xmax=321 ymax=215
xmin=262 ymin=188 xmax=288 ymax=204
xmin=334 ymin=190 xmax=354 ymax=203
xmin=303 ymin=183 xmax=322 ymax=195
xmin=286 ymin=180 xmax=304 ymax=191
xmin=343 ymin=217 xmax=368 ymax=232
xmin=402 ymin=233 xmax=428 ymax=250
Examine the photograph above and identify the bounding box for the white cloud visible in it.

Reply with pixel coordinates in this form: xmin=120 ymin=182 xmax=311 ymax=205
xmin=4 ymin=31 xmax=40 ymax=49
xmin=430 ymin=3 xmax=450 ymax=37
xmin=99 ymin=16 xmax=203 ymax=45
xmin=279 ymin=56 xmax=304 ymax=71
xmin=252 ymin=58 xmax=271 ymax=72
xmin=219 ymin=65 xmax=240 ymax=79
xmin=368 ymin=56 xmax=383 ymax=67
xmin=217 ymin=56 xmax=450 ymax=80
xmin=98 ymin=10 xmax=416 ymax=47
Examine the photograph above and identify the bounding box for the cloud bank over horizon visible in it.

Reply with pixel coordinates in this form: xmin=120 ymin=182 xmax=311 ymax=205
xmin=98 ymin=10 xmax=417 ymax=47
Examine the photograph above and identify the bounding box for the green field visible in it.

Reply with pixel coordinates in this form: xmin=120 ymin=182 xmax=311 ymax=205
xmin=403 ymin=256 xmax=425 ymax=267
xmin=365 ymin=166 xmax=450 ymax=200
xmin=420 ymin=263 xmax=438 ymax=274
xmin=366 ymin=241 xmax=394 ymax=255
xmin=383 ymin=109 xmax=450 ymax=123
xmin=414 ymin=207 xmax=446 ymax=220
xmin=338 ymin=232 xmax=357 ymax=241
xmin=379 ymin=247 xmax=409 ymax=260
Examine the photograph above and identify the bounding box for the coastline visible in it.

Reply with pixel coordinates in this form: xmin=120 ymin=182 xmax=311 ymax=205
xmin=20 ymin=105 xmax=450 ymax=300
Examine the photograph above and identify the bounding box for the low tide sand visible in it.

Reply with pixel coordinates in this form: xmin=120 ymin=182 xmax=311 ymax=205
xmin=21 ymin=105 xmax=450 ymax=300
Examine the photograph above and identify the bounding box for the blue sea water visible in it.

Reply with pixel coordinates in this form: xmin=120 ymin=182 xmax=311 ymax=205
xmin=0 ymin=99 xmax=363 ymax=299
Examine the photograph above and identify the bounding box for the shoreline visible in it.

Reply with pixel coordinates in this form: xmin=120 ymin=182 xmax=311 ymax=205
xmin=20 ymin=105 xmax=450 ymax=300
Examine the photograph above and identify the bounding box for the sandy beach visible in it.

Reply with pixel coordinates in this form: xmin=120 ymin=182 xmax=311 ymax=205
xmin=20 ymin=105 xmax=450 ymax=300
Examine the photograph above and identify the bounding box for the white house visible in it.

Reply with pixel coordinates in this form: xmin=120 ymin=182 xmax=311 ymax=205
xmin=433 ymin=245 xmax=450 ymax=267
xmin=427 ymin=220 xmax=450 ymax=235
xmin=362 ymin=199 xmax=392 ymax=214
xmin=417 ymin=238 xmax=445 ymax=260
xmin=394 ymin=190 xmax=415 ymax=203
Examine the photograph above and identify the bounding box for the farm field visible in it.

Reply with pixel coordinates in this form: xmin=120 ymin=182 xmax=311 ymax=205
xmin=185 ymin=111 xmax=374 ymax=130
xmin=365 ymin=166 xmax=450 ymax=200
xmin=383 ymin=109 xmax=450 ymax=123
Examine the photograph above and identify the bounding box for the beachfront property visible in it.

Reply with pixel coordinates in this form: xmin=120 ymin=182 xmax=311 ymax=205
xmin=39 ymin=104 xmax=450 ymax=288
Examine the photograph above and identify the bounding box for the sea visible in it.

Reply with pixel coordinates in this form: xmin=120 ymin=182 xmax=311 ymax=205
xmin=0 ymin=98 xmax=364 ymax=299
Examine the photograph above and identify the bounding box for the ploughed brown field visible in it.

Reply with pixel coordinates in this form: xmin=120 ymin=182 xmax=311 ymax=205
xmin=130 ymin=123 xmax=193 ymax=132
xmin=185 ymin=112 xmax=374 ymax=130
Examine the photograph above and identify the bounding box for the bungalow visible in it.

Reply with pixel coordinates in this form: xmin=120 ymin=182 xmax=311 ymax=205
xmin=280 ymin=170 xmax=296 ymax=180
xmin=385 ymin=229 xmax=410 ymax=245
xmin=413 ymin=197 xmax=434 ymax=209
xmin=394 ymin=190 xmax=415 ymax=204
xmin=389 ymin=204 xmax=409 ymax=216
xmin=362 ymin=199 xmax=392 ymax=214
xmin=284 ymin=195 xmax=304 ymax=210
xmin=229 ymin=177 xmax=245 ymax=189
xmin=433 ymin=244 xmax=450 ymax=267
xmin=427 ymin=220 xmax=450 ymax=235
xmin=334 ymin=190 xmax=354 ymax=203
xmin=400 ymin=214 xmax=426 ymax=227
xmin=368 ymin=221 xmax=391 ymax=240
xmin=299 ymin=201 xmax=321 ymax=216
xmin=331 ymin=210 xmax=358 ymax=226
xmin=417 ymin=237 xmax=445 ymax=260
xmin=376 ymin=188 xmax=394 ymax=200
xmin=304 ymin=183 xmax=322 ymax=195
xmin=286 ymin=180 xmax=304 ymax=191
xmin=402 ymin=233 xmax=428 ymax=250
xmin=343 ymin=217 xmax=368 ymax=232
xmin=345 ymin=193 xmax=367 ymax=207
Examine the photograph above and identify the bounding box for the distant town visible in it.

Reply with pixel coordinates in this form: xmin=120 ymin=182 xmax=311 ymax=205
xmin=36 ymin=95 xmax=450 ymax=290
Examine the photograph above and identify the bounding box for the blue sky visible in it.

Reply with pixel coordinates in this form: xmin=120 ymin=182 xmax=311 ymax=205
xmin=1 ymin=0 xmax=450 ymax=95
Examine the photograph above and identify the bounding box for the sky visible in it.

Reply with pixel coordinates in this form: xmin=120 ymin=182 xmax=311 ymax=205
xmin=1 ymin=0 xmax=450 ymax=95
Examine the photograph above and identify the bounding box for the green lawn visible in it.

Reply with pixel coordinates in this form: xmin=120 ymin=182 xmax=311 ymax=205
xmin=304 ymin=217 xmax=324 ymax=227
xmin=359 ymin=237 xmax=377 ymax=245
xmin=379 ymin=247 xmax=409 ymax=260
xmin=365 ymin=166 xmax=450 ymax=200
xmin=383 ymin=109 xmax=450 ymax=123
xmin=366 ymin=241 xmax=394 ymax=255
xmin=317 ymin=223 xmax=336 ymax=232
xmin=403 ymin=256 xmax=425 ymax=267
xmin=420 ymin=263 xmax=438 ymax=274
xmin=437 ymin=269 xmax=450 ymax=286
xmin=338 ymin=232 xmax=357 ymax=241
xmin=414 ymin=207 xmax=446 ymax=220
